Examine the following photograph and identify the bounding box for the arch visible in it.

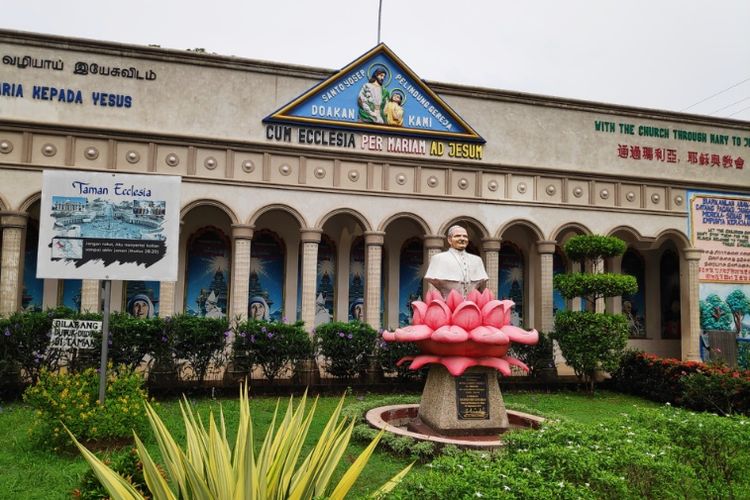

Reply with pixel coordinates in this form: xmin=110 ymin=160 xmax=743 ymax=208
xmin=249 ymin=203 xmax=306 ymax=228
xmin=181 ymin=199 xmax=239 ymax=224
xmin=438 ymin=216 xmax=489 ymax=239
xmin=315 ymin=207 xmax=371 ymax=231
xmin=0 ymin=192 xmax=10 ymax=211
xmin=18 ymin=192 xmax=42 ymax=213
xmin=549 ymin=221 xmax=592 ymax=242
xmin=650 ymin=228 xmax=690 ymax=250
xmin=607 ymin=225 xmax=646 ymax=244
xmin=378 ymin=211 xmax=431 ymax=234
xmin=497 ymin=219 xmax=544 ymax=241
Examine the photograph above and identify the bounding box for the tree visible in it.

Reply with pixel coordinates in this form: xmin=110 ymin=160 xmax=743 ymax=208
xmin=699 ymin=294 xmax=733 ymax=332
xmin=725 ymin=289 xmax=750 ymax=335
xmin=552 ymin=235 xmax=636 ymax=392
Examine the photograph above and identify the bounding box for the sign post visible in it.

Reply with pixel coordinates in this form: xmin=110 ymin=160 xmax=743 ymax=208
xmin=98 ymin=280 xmax=111 ymax=403
xmin=37 ymin=170 xmax=181 ymax=403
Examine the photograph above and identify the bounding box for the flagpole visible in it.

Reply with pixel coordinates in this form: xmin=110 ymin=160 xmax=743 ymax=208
xmin=377 ymin=0 xmax=383 ymax=44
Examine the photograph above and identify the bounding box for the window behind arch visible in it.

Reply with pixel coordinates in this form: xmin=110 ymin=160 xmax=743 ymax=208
xmin=399 ymin=238 xmax=423 ymax=326
xmin=248 ymin=230 xmax=285 ymax=321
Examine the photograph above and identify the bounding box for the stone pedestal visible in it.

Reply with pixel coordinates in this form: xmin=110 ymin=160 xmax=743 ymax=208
xmin=416 ymin=365 xmax=508 ymax=436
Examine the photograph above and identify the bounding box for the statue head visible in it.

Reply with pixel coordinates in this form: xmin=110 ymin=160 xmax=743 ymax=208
xmin=446 ymin=225 xmax=469 ymax=251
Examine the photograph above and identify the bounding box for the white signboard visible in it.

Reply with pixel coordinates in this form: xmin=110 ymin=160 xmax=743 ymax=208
xmin=37 ymin=170 xmax=181 ymax=281
xmin=49 ymin=319 xmax=101 ymax=351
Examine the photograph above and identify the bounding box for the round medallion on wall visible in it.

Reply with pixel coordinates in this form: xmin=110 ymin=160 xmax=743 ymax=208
xmin=457 ymin=178 xmax=469 ymax=190
xmin=348 ymin=170 xmax=360 ymax=182
xmin=625 ymin=191 xmax=636 ymax=202
xmin=674 ymin=195 xmax=684 ymax=206
xmin=651 ymin=193 xmax=661 ymax=204
xmin=0 ymin=140 xmax=13 ymax=154
xmin=427 ymin=176 xmax=439 ymax=188
xmin=395 ymin=173 xmax=407 ymax=185
xmin=126 ymin=150 xmax=140 ymax=164
xmin=279 ymin=164 xmax=291 ymax=176
xmin=487 ymin=180 xmax=498 ymax=192
xmin=517 ymin=182 xmax=527 ymax=194
xmin=545 ymin=184 xmax=557 ymax=196
xmin=84 ymin=146 xmax=99 ymax=160
xmin=600 ymin=189 xmax=610 ymax=200
xmin=42 ymin=143 xmax=57 ymax=157
xmin=165 ymin=153 xmax=180 ymax=167
xmin=241 ymin=159 xmax=255 ymax=173
xmin=314 ymin=167 xmax=326 ymax=179
xmin=204 ymin=157 xmax=217 ymax=170
xmin=572 ymin=186 xmax=583 ymax=198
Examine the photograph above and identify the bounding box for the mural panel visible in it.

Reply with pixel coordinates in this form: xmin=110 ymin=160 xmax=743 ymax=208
xmin=184 ymin=228 xmax=230 ymax=318
xmin=398 ymin=238 xmax=423 ymax=326
xmin=498 ymin=243 xmax=524 ymax=326
xmin=248 ymin=230 xmax=285 ymax=321
xmin=348 ymin=237 xmax=365 ymax=321
xmin=125 ymin=281 xmax=160 ymax=318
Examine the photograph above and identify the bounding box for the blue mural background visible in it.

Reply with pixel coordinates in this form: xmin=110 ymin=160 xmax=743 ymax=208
xmin=498 ymin=243 xmax=524 ymax=326
xmin=348 ymin=237 xmax=365 ymax=321
xmin=185 ymin=228 xmax=230 ymax=318
xmin=22 ymin=224 xmax=43 ymax=311
xmin=248 ymin=231 xmax=285 ymax=321
xmin=398 ymin=238 xmax=423 ymax=326
xmin=61 ymin=279 xmax=82 ymax=311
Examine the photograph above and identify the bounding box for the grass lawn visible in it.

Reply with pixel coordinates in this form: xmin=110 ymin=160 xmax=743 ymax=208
xmin=0 ymin=390 xmax=664 ymax=499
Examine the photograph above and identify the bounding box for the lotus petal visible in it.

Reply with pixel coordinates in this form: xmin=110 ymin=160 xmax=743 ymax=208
xmin=407 ymin=355 xmax=441 ymax=370
xmin=466 ymin=289 xmax=482 ymax=305
xmin=441 ymin=356 xmax=478 ymax=376
xmin=478 ymin=356 xmax=512 ymax=376
xmin=424 ymin=300 xmax=452 ymax=330
xmin=475 ymin=288 xmax=493 ymax=309
xmin=469 ymin=325 xmax=510 ymax=345
xmin=411 ymin=301 xmax=428 ymax=325
xmin=501 ymin=325 xmax=539 ymax=345
xmin=394 ymin=324 xmax=433 ymax=342
xmin=431 ymin=325 xmax=469 ymax=343
xmin=396 ymin=356 xmax=415 ymax=366
xmin=504 ymin=355 xmax=530 ymax=372
xmin=382 ymin=330 xmax=396 ymax=342
xmin=452 ymin=301 xmax=482 ymax=330
xmin=446 ymin=289 xmax=464 ymax=311
xmin=424 ymin=289 xmax=443 ymax=304
xmin=481 ymin=300 xmax=505 ymax=328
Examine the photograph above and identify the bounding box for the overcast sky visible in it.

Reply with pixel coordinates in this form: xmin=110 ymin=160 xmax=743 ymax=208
xmin=5 ymin=0 xmax=750 ymax=121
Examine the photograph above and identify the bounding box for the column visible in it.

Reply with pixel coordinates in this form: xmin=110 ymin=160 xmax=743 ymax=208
xmin=482 ymin=237 xmax=501 ymax=297
xmin=300 ymin=229 xmax=322 ymax=332
xmin=681 ymin=248 xmax=702 ymax=361
xmin=159 ymin=281 xmax=176 ymax=317
xmin=364 ymin=231 xmax=386 ymax=331
xmin=606 ymin=255 xmax=623 ymax=314
xmin=594 ymin=257 xmax=606 ymax=313
xmin=0 ymin=211 xmax=28 ymax=315
xmin=536 ymin=240 xmax=556 ymax=333
xmin=80 ymin=279 xmax=101 ymax=313
xmin=229 ymin=224 xmax=254 ymax=322
xmin=422 ymin=234 xmax=444 ymax=294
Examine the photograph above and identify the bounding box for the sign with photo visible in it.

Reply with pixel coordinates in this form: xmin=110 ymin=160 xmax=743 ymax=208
xmin=37 ymin=170 xmax=181 ymax=281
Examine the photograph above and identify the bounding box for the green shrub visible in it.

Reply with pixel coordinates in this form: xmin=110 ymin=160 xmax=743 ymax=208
xmin=73 ymin=447 xmax=147 ymax=499
xmin=613 ymin=350 xmax=750 ymax=415
xmin=376 ymin=337 xmax=422 ymax=380
xmin=563 ymin=234 xmax=627 ymax=261
xmin=553 ymin=273 xmax=637 ymax=303
xmin=389 ymin=406 xmax=750 ymax=499
xmin=104 ymin=313 xmax=165 ymax=370
xmin=508 ymin=331 xmax=555 ymax=378
xmin=314 ymin=321 xmax=378 ymax=378
xmin=23 ymin=365 xmax=150 ymax=451
xmin=167 ymin=314 xmax=229 ymax=382
xmin=552 ymin=311 xmax=628 ymax=391
xmin=232 ymin=319 xmax=312 ymax=381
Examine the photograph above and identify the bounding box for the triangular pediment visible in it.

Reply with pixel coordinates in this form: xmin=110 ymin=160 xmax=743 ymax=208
xmin=264 ymin=44 xmax=484 ymax=143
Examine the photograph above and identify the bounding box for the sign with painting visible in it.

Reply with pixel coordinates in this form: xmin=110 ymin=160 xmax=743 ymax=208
xmin=37 ymin=170 xmax=181 ymax=281
xmin=264 ymin=44 xmax=484 ymax=160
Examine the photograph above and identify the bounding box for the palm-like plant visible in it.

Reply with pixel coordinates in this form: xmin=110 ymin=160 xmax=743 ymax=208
xmin=69 ymin=382 xmax=411 ymax=499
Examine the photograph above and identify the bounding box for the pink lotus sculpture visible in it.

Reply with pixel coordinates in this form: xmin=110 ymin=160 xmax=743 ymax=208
xmin=382 ymin=288 xmax=538 ymax=376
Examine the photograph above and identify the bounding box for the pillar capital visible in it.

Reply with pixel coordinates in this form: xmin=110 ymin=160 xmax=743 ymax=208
xmin=231 ymin=224 xmax=254 ymax=240
xmin=364 ymin=231 xmax=386 ymax=246
xmin=536 ymin=240 xmax=557 ymax=254
xmin=682 ymin=248 xmax=703 ymax=261
xmin=481 ymin=237 xmax=502 ymax=252
xmin=0 ymin=211 xmax=28 ymax=229
xmin=300 ymin=228 xmax=323 ymax=244
xmin=423 ymin=234 xmax=445 ymax=250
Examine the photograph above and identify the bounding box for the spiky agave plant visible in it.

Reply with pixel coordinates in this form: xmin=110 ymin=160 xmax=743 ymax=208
xmin=68 ymin=382 xmax=412 ymax=499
